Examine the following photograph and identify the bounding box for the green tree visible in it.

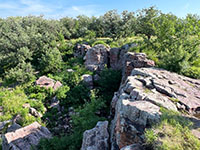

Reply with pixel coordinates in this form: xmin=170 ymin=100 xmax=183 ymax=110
xmin=136 ymin=6 xmax=160 ymax=39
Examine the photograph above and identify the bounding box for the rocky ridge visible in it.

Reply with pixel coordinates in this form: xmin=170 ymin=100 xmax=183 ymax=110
xmin=80 ymin=44 xmax=200 ymax=150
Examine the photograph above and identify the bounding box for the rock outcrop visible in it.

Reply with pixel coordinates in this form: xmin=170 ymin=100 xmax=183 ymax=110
xmin=81 ymin=43 xmax=200 ymax=149
xmin=84 ymin=44 xmax=154 ymax=76
xmin=81 ymin=121 xmax=109 ymax=150
xmin=84 ymin=44 xmax=109 ymax=72
xmin=74 ymin=43 xmax=91 ymax=58
xmin=81 ymin=74 xmax=93 ymax=89
xmin=36 ymin=76 xmax=62 ymax=90
xmin=110 ymin=67 xmax=200 ymax=149
xmin=109 ymin=47 xmax=127 ymax=70
xmin=122 ymin=53 xmax=155 ymax=82
xmin=2 ymin=122 xmax=51 ymax=150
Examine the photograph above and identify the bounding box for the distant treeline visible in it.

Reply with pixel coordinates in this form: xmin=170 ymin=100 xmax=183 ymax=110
xmin=0 ymin=6 xmax=200 ymax=85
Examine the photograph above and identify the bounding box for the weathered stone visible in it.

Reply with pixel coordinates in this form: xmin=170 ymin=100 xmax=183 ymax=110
xmin=0 ymin=120 xmax=11 ymax=131
xmin=130 ymin=68 xmax=200 ymax=114
xmin=6 ymin=123 xmax=21 ymax=133
xmin=109 ymin=47 xmax=128 ymax=70
xmin=12 ymin=115 xmax=23 ymax=125
xmin=36 ymin=76 xmax=62 ymax=91
xmin=74 ymin=44 xmax=91 ymax=58
xmin=84 ymin=44 xmax=109 ymax=72
xmin=120 ymin=144 xmax=143 ymax=150
xmin=29 ymin=107 xmax=42 ymax=118
xmin=53 ymin=81 xmax=62 ymax=91
xmin=2 ymin=122 xmax=51 ymax=150
xmin=94 ymin=74 xmax=100 ymax=81
xmin=111 ymin=99 xmax=160 ymax=149
xmin=36 ymin=76 xmax=55 ymax=89
xmin=66 ymin=69 xmax=75 ymax=72
xmin=122 ymin=52 xmax=155 ymax=82
xmin=82 ymin=74 xmax=93 ymax=88
xmin=50 ymin=96 xmax=60 ymax=111
xmin=81 ymin=121 xmax=109 ymax=150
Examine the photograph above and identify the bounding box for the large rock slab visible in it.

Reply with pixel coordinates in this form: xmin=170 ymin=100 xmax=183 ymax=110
xmin=110 ymin=67 xmax=200 ymax=149
xmin=111 ymin=99 xmax=160 ymax=149
xmin=84 ymin=44 xmax=109 ymax=72
xmin=130 ymin=68 xmax=200 ymax=114
xmin=81 ymin=121 xmax=109 ymax=150
xmin=2 ymin=122 xmax=51 ymax=150
xmin=122 ymin=53 xmax=155 ymax=82
xmin=36 ymin=76 xmax=62 ymax=90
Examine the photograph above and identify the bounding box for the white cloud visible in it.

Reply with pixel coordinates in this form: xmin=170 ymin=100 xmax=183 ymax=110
xmin=0 ymin=0 xmax=101 ymax=19
xmin=60 ymin=5 xmax=100 ymax=18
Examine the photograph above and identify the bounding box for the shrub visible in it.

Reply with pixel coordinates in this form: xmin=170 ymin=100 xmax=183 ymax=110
xmin=96 ymin=69 xmax=121 ymax=104
xmin=39 ymin=47 xmax=63 ymax=74
xmin=145 ymin=109 xmax=200 ymax=150
xmin=0 ymin=87 xmax=39 ymax=126
xmin=92 ymin=40 xmax=109 ymax=47
xmin=38 ymin=90 xmax=105 ymax=150
xmin=4 ymin=62 xmax=35 ymax=85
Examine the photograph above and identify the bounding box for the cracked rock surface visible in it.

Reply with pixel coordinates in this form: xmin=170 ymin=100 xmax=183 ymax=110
xmin=110 ymin=67 xmax=200 ymax=150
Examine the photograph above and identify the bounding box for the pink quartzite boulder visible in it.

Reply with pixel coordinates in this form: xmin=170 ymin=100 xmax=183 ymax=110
xmin=81 ymin=121 xmax=109 ymax=150
xmin=84 ymin=44 xmax=109 ymax=72
xmin=2 ymin=122 xmax=51 ymax=150
xmin=36 ymin=76 xmax=62 ymax=90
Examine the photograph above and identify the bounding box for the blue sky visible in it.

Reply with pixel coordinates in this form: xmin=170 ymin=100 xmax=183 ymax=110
xmin=0 ymin=0 xmax=200 ymax=19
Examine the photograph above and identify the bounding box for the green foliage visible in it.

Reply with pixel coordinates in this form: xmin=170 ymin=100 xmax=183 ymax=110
xmin=4 ymin=62 xmax=35 ymax=84
xmin=0 ymin=87 xmax=39 ymax=126
xmin=92 ymin=40 xmax=109 ymax=47
xmin=136 ymin=6 xmax=159 ymax=39
xmin=38 ymin=90 xmax=105 ymax=150
xmin=145 ymin=109 xmax=200 ymax=150
xmin=96 ymin=69 xmax=121 ymax=104
xmin=40 ymin=47 xmax=63 ymax=74
xmin=55 ymin=85 xmax=70 ymax=99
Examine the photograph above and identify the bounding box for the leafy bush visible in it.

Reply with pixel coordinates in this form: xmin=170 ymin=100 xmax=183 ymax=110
xmin=96 ymin=69 xmax=121 ymax=105
xmin=0 ymin=87 xmax=39 ymax=126
xmin=39 ymin=47 xmax=63 ymax=74
xmin=38 ymin=90 xmax=105 ymax=150
xmin=92 ymin=40 xmax=109 ymax=47
xmin=4 ymin=62 xmax=35 ymax=85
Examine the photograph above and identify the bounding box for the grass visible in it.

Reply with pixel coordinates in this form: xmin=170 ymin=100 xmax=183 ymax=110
xmin=169 ymin=97 xmax=180 ymax=103
xmin=145 ymin=108 xmax=200 ymax=150
xmin=144 ymin=88 xmax=153 ymax=94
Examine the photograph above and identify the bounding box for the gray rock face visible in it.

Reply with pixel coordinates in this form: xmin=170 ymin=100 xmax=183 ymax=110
xmin=84 ymin=44 xmax=109 ymax=72
xmin=110 ymin=99 xmax=160 ymax=149
xmin=74 ymin=44 xmax=91 ymax=58
xmin=36 ymin=76 xmax=62 ymax=90
xmin=81 ymin=121 xmax=109 ymax=150
xmin=6 ymin=123 xmax=21 ymax=133
xmin=0 ymin=120 xmax=11 ymax=131
xmin=29 ymin=107 xmax=43 ymax=118
xmin=82 ymin=74 xmax=93 ymax=89
xmin=120 ymin=144 xmax=143 ymax=150
xmin=110 ymin=67 xmax=200 ymax=149
xmin=2 ymin=122 xmax=51 ymax=150
xmin=109 ymin=47 xmax=127 ymax=70
xmin=130 ymin=68 xmax=200 ymax=114
xmin=122 ymin=52 xmax=155 ymax=82
xmin=50 ymin=96 xmax=61 ymax=111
